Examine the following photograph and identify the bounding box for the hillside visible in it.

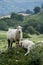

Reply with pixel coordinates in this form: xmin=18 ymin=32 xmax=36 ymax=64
xmin=0 ymin=11 xmax=43 ymax=34
xmin=26 ymin=11 xmax=43 ymax=22
xmin=23 ymin=11 xmax=43 ymax=34
xmin=0 ymin=15 xmax=11 ymax=19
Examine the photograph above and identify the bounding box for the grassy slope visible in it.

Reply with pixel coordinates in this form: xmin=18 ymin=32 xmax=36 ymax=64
xmin=0 ymin=31 xmax=43 ymax=50
xmin=24 ymin=11 xmax=43 ymax=22
xmin=0 ymin=12 xmax=43 ymax=65
xmin=0 ymin=31 xmax=7 ymax=50
xmin=0 ymin=31 xmax=43 ymax=65
xmin=0 ymin=43 xmax=43 ymax=65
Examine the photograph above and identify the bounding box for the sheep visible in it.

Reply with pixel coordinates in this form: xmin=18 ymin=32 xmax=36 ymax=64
xmin=7 ymin=26 xmax=23 ymax=48
xmin=19 ymin=39 xmax=35 ymax=56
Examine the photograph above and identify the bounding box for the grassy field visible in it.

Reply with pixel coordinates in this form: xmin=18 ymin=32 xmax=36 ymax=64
xmin=0 ymin=31 xmax=7 ymax=50
xmin=0 ymin=31 xmax=43 ymax=65
xmin=0 ymin=31 xmax=43 ymax=50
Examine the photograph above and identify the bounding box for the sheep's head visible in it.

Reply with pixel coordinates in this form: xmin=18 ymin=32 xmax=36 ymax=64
xmin=17 ymin=26 xmax=23 ymax=39
xmin=17 ymin=26 xmax=22 ymax=33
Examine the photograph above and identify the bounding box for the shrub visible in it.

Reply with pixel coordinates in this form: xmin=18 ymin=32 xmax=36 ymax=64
xmin=23 ymin=32 xmax=31 ymax=38
xmin=35 ymin=31 xmax=40 ymax=35
xmin=27 ymin=26 xmax=36 ymax=34
xmin=0 ymin=45 xmax=43 ymax=65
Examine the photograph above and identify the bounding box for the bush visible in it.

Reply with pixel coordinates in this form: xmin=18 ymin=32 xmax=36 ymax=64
xmin=23 ymin=32 xmax=31 ymax=38
xmin=27 ymin=26 xmax=36 ymax=34
xmin=35 ymin=31 xmax=40 ymax=35
xmin=0 ymin=45 xmax=43 ymax=65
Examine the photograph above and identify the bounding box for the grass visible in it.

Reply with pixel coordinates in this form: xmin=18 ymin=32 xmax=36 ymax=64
xmin=0 ymin=31 xmax=43 ymax=65
xmin=0 ymin=31 xmax=7 ymax=50
xmin=24 ymin=11 xmax=43 ymax=23
xmin=29 ymin=34 xmax=43 ymax=43
xmin=0 ymin=31 xmax=43 ymax=50
xmin=0 ymin=43 xmax=43 ymax=65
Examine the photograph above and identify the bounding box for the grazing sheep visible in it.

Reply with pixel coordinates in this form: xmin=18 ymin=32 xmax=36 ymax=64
xmin=7 ymin=26 xmax=23 ymax=48
xmin=19 ymin=39 xmax=35 ymax=56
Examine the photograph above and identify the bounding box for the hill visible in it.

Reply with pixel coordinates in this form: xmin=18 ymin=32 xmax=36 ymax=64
xmin=23 ymin=11 xmax=43 ymax=34
xmin=18 ymin=10 xmax=33 ymax=14
xmin=26 ymin=11 xmax=43 ymax=22
xmin=0 ymin=15 xmax=11 ymax=19
xmin=0 ymin=11 xmax=43 ymax=34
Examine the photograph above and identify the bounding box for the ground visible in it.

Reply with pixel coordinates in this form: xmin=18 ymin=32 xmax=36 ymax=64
xmin=0 ymin=31 xmax=43 ymax=50
xmin=0 ymin=31 xmax=43 ymax=65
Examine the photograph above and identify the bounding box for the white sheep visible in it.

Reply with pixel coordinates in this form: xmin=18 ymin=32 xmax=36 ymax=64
xmin=19 ymin=39 xmax=35 ymax=56
xmin=7 ymin=26 xmax=23 ymax=48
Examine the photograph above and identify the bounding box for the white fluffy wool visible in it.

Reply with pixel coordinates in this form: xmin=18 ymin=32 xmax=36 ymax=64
xmin=7 ymin=26 xmax=23 ymax=47
xmin=19 ymin=39 xmax=35 ymax=56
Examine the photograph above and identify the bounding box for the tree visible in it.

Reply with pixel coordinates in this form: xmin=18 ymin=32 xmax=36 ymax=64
xmin=18 ymin=15 xmax=23 ymax=21
xmin=0 ymin=20 xmax=8 ymax=30
xmin=41 ymin=4 xmax=43 ymax=10
xmin=11 ymin=13 xmax=18 ymax=20
xmin=27 ymin=26 xmax=36 ymax=34
xmin=33 ymin=6 xmax=41 ymax=14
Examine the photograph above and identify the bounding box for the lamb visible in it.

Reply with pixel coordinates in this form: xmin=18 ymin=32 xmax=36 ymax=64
xmin=19 ymin=39 xmax=35 ymax=56
xmin=7 ymin=26 xmax=23 ymax=48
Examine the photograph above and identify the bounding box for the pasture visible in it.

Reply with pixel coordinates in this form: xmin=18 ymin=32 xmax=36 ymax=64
xmin=0 ymin=31 xmax=43 ymax=50
xmin=0 ymin=31 xmax=43 ymax=65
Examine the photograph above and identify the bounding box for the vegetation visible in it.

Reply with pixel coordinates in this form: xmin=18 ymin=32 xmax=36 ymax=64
xmin=0 ymin=11 xmax=43 ymax=34
xmin=41 ymin=4 xmax=43 ymax=10
xmin=0 ymin=31 xmax=43 ymax=50
xmin=0 ymin=30 xmax=43 ymax=65
xmin=24 ymin=11 xmax=43 ymax=34
xmin=0 ymin=5 xmax=43 ymax=65
xmin=33 ymin=6 xmax=41 ymax=14
xmin=0 ymin=41 xmax=43 ymax=65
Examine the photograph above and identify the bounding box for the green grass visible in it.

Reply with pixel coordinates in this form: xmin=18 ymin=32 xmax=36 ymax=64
xmin=29 ymin=34 xmax=43 ymax=43
xmin=0 ymin=31 xmax=43 ymax=65
xmin=0 ymin=31 xmax=16 ymax=50
xmin=0 ymin=43 xmax=43 ymax=65
xmin=0 ymin=31 xmax=43 ymax=50
xmin=0 ymin=31 xmax=7 ymax=50
xmin=24 ymin=11 xmax=43 ymax=22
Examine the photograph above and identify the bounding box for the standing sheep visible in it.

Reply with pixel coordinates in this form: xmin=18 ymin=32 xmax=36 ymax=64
xmin=19 ymin=39 xmax=35 ymax=56
xmin=7 ymin=26 xmax=23 ymax=48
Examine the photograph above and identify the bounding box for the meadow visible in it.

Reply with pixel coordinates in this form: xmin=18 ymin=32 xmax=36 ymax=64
xmin=0 ymin=31 xmax=43 ymax=65
xmin=0 ymin=31 xmax=43 ymax=50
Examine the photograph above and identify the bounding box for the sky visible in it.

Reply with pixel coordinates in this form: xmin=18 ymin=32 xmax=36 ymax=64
xmin=0 ymin=0 xmax=43 ymax=16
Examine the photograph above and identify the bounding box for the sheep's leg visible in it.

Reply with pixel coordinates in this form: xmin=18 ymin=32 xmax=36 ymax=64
xmin=16 ymin=41 xmax=19 ymax=48
xmin=16 ymin=39 xmax=19 ymax=47
xmin=24 ymin=50 xmax=29 ymax=56
xmin=8 ymin=39 xmax=10 ymax=48
xmin=11 ymin=42 xmax=13 ymax=48
xmin=18 ymin=41 xmax=19 ymax=46
xmin=24 ymin=47 xmax=30 ymax=56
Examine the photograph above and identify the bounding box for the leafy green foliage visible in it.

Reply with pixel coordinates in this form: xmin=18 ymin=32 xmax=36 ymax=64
xmin=23 ymin=11 xmax=43 ymax=34
xmin=0 ymin=44 xmax=43 ymax=65
xmin=33 ymin=6 xmax=41 ymax=14
xmin=23 ymin=32 xmax=31 ymax=38
xmin=0 ymin=31 xmax=43 ymax=65
xmin=0 ymin=11 xmax=43 ymax=34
